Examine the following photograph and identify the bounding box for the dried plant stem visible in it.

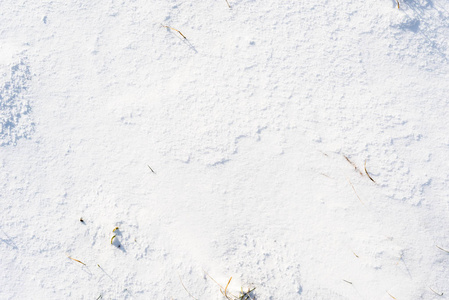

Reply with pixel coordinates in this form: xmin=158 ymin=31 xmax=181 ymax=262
xmin=396 ymin=0 xmax=400 ymax=9
xmin=66 ymin=254 xmax=86 ymax=266
xmin=364 ymin=160 xmax=376 ymax=183
xmin=344 ymin=155 xmax=363 ymax=176
xmin=436 ymin=245 xmax=449 ymax=253
xmin=240 ymin=287 xmax=256 ymax=300
xmin=347 ymin=177 xmax=365 ymax=206
xmin=387 ymin=291 xmax=397 ymax=299
xmin=221 ymin=277 xmax=233 ymax=299
xmin=203 ymin=270 xmax=238 ymax=299
xmin=178 ymin=274 xmax=198 ymax=300
xmin=203 ymin=269 xmax=225 ymax=290
xmin=429 ymin=286 xmax=443 ymax=296
xmin=161 ymin=24 xmax=187 ymax=39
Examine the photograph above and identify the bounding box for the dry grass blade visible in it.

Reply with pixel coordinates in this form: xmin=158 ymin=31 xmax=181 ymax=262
xmin=429 ymin=286 xmax=443 ymax=297
xmin=429 ymin=286 xmax=443 ymax=296
xmin=147 ymin=165 xmax=156 ymax=174
xmin=387 ymin=291 xmax=397 ymax=299
xmin=203 ymin=269 xmax=225 ymax=290
xmin=161 ymin=24 xmax=187 ymax=39
xmin=225 ymin=0 xmax=231 ymax=8
xmin=238 ymin=287 xmax=256 ymax=300
xmin=220 ymin=277 xmax=232 ymax=299
xmin=344 ymin=155 xmax=363 ymax=176
xmin=396 ymin=0 xmax=400 ymax=9
xmin=204 ymin=270 xmax=240 ymax=299
xmin=346 ymin=177 xmax=365 ymax=206
xmin=178 ymin=274 xmax=198 ymax=300
xmin=66 ymin=254 xmax=86 ymax=266
xmin=364 ymin=160 xmax=376 ymax=183
xmin=436 ymin=245 xmax=449 ymax=253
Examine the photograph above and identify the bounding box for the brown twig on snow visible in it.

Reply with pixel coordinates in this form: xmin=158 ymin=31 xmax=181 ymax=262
xmin=344 ymin=155 xmax=363 ymax=176
xmin=66 ymin=254 xmax=86 ymax=266
xmin=343 ymin=279 xmax=353 ymax=285
xmin=204 ymin=270 xmax=241 ymax=299
xmin=396 ymin=0 xmax=400 ymax=9
xmin=364 ymin=160 xmax=376 ymax=183
xmin=147 ymin=165 xmax=156 ymax=174
xmin=161 ymin=24 xmax=187 ymax=39
xmin=225 ymin=0 xmax=231 ymax=8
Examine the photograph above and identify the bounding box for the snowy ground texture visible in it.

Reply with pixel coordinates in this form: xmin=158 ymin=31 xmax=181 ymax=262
xmin=1 ymin=0 xmax=449 ymax=299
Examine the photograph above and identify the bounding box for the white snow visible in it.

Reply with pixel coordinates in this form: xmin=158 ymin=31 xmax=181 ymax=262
xmin=1 ymin=0 xmax=449 ymax=299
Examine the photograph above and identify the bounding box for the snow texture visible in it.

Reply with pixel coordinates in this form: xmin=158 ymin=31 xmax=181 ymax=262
xmin=1 ymin=0 xmax=449 ymax=299
xmin=0 ymin=51 xmax=33 ymax=146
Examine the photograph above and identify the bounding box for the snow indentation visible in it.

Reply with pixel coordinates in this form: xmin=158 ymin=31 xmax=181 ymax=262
xmin=0 ymin=59 xmax=33 ymax=146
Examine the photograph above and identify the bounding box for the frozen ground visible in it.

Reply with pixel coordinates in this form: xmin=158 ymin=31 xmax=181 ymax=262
xmin=1 ymin=0 xmax=449 ymax=299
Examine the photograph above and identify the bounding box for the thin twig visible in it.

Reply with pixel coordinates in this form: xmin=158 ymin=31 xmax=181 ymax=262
xmin=239 ymin=287 xmax=256 ymax=300
xmin=429 ymin=286 xmax=443 ymax=296
xmin=161 ymin=24 xmax=187 ymax=39
xmin=387 ymin=291 xmax=397 ymax=299
xmin=225 ymin=0 xmax=231 ymax=8
xmin=343 ymin=279 xmax=353 ymax=284
xmin=204 ymin=270 xmax=238 ymax=299
xmin=147 ymin=165 xmax=156 ymax=174
xmin=178 ymin=274 xmax=198 ymax=300
xmin=347 ymin=177 xmax=365 ymax=206
xmin=364 ymin=160 xmax=376 ymax=183
xmin=436 ymin=245 xmax=449 ymax=253
xmin=344 ymin=155 xmax=363 ymax=176
xmin=352 ymin=250 xmax=359 ymax=258
xmin=66 ymin=254 xmax=86 ymax=266
xmin=396 ymin=0 xmax=400 ymax=9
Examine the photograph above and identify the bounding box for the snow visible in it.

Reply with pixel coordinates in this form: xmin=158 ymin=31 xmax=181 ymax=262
xmin=1 ymin=0 xmax=449 ymax=299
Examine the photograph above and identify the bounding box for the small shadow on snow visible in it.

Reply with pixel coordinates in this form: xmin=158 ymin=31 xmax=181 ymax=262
xmin=210 ymin=158 xmax=230 ymax=167
xmin=111 ymin=235 xmax=127 ymax=253
xmin=400 ymin=18 xmax=421 ymax=32
xmin=0 ymin=229 xmax=18 ymax=250
xmin=406 ymin=0 xmax=435 ymax=13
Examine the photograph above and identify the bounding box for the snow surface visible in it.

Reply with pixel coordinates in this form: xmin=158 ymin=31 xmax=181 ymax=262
xmin=1 ymin=0 xmax=449 ymax=299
